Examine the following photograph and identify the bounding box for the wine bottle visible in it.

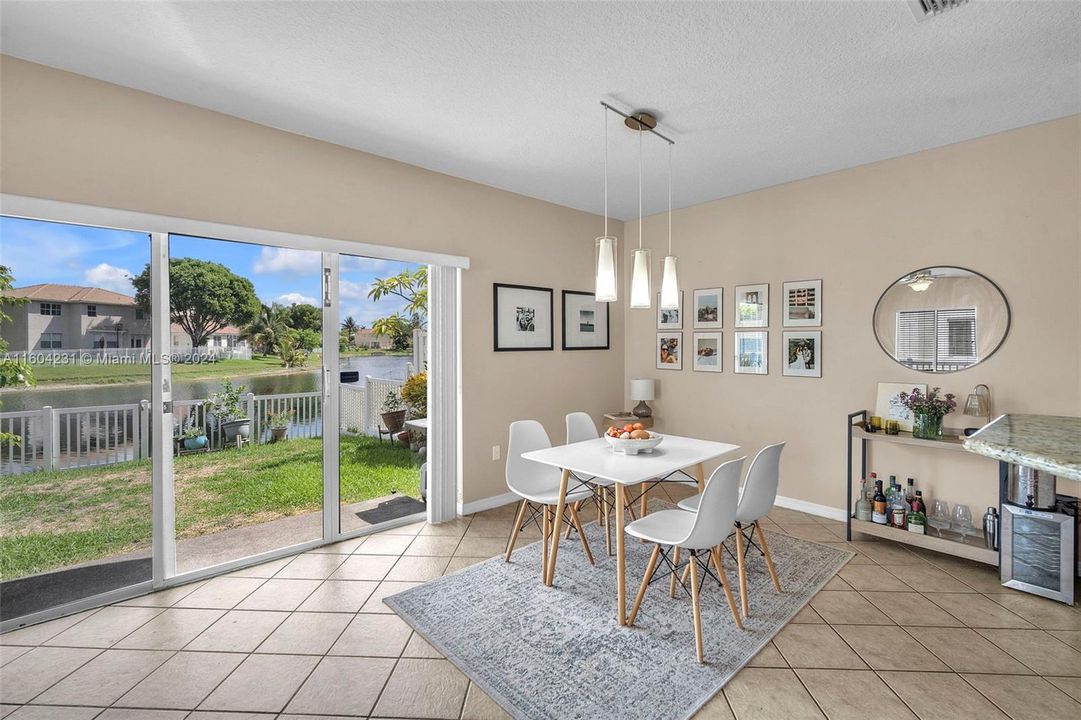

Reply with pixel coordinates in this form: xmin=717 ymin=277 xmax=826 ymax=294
xmin=872 ymin=480 xmax=888 ymax=525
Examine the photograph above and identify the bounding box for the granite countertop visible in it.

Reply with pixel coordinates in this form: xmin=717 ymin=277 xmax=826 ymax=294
xmin=963 ymin=414 xmax=1081 ymax=481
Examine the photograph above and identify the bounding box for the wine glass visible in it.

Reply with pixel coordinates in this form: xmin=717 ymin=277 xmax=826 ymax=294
xmin=952 ymin=504 xmax=974 ymax=540
xmin=928 ymin=500 xmax=951 ymax=537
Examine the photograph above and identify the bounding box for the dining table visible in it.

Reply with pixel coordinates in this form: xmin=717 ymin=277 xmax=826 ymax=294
xmin=521 ymin=434 xmax=740 ymax=625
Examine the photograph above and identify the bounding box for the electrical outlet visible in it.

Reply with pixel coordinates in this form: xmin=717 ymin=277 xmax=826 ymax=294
xmin=492 ymin=445 xmax=501 ymax=461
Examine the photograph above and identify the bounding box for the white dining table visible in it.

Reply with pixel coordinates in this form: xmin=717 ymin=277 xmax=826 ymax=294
xmin=521 ymin=434 xmax=740 ymax=625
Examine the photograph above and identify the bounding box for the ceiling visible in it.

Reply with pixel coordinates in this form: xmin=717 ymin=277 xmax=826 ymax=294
xmin=2 ymin=1 xmax=1078 ymax=219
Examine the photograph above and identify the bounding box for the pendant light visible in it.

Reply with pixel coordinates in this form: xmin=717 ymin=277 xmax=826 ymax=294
xmin=629 ymin=127 xmax=652 ymax=309
xmin=594 ymin=106 xmax=618 ymax=302
xmin=659 ymin=142 xmax=679 ymax=310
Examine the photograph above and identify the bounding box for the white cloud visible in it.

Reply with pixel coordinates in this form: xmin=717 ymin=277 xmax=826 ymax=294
xmin=253 ymin=247 xmax=321 ymax=274
xmin=274 ymin=292 xmax=318 ymax=306
xmin=84 ymin=263 xmax=135 ymax=295
xmin=339 ymin=279 xmax=374 ymax=301
xmin=341 ymin=255 xmax=391 ymax=273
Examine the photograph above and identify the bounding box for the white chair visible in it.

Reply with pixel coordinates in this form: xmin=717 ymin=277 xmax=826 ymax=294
xmin=565 ymin=411 xmax=620 ymax=554
xmin=625 ymin=457 xmax=746 ymax=663
xmin=504 ymin=420 xmax=595 ymax=582
xmin=678 ymin=442 xmax=785 ymax=618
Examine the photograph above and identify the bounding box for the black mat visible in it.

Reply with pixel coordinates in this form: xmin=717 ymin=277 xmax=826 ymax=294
xmin=354 ymin=495 xmax=426 ymax=525
xmin=1 ymin=558 xmax=151 ymax=622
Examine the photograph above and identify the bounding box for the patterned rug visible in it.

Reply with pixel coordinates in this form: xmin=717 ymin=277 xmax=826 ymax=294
xmin=387 ymin=507 xmax=853 ymax=720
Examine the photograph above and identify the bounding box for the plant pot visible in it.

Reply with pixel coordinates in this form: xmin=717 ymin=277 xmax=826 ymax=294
xmin=222 ymin=418 xmax=252 ymax=443
xmin=270 ymin=427 xmax=288 ymax=443
xmin=912 ymin=412 xmax=944 ymax=440
xmin=381 ymin=410 xmax=406 ymax=433
xmin=397 ymin=430 xmax=412 ymax=445
xmin=182 ymin=435 xmax=208 ymax=451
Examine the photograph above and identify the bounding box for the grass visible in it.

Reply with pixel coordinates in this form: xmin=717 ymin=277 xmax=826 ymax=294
xmin=0 ymin=435 xmax=421 ymax=578
xmin=24 ymin=355 xmax=300 ymax=386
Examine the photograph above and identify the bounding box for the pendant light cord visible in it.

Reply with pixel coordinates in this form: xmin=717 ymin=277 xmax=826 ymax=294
xmin=603 ymin=105 xmax=608 ymax=238
xmin=668 ymin=143 xmax=672 ymax=255
xmin=638 ymin=127 xmax=643 ymax=250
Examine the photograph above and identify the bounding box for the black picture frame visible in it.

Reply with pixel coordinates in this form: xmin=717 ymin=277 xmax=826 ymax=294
xmin=493 ymin=283 xmax=554 ymax=352
xmin=561 ymin=290 xmax=610 ymax=351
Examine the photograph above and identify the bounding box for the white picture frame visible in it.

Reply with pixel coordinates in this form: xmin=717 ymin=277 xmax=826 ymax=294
xmin=735 ymin=283 xmax=769 ymax=328
xmin=692 ymin=287 xmax=723 ymax=329
xmin=656 ymin=291 xmax=684 ymax=330
xmin=875 ymin=381 xmax=929 ymax=432
xmin=783 ymin=279 xmax=822 ymax=327
xmin=656 ymin=332 xmax=683 ymax=370
xmin=782 ymin=331 xmax=821 ymax=378
xmin=734 ymin=331 xmax=768 ymax=374
xmin=692 ymin=331 xmax=722 ymax=373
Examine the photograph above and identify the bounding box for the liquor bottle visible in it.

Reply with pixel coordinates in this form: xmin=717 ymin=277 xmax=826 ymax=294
xmin=855 ymin=477 xmax=872 ymax=521
xmin=872 ymin=480 xmax=888 ymax=525
xmin=906 ymin=477 xmax=916 ymax=505
xmin=890 ymin=485 xmax=908 ymax=529
xmin=912 ymin=490 xmax=927 ymax=514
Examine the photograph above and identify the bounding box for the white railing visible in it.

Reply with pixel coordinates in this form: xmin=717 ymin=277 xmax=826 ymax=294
xmin=340 ymin=375 xmax=407 ymax=434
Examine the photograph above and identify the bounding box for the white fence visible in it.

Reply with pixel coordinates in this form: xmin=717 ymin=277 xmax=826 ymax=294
xmin=1 ymin=376 xmax=406 ymax=475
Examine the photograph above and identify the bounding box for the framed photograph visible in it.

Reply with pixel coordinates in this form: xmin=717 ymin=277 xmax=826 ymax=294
xmin=734 ymin=331 xmax=768 ymax=374
xmin=493 ymin=283 xmax=553 ymax=351
xmin=735 ymin=283 xmax=769 ymax=328
xmin=783 ymin=279 xmax=822 ymax=327
xmin=875 ymin=382 xmax=928 ymax=433
xmin=693 ymin=331 xmax=722 ymax=373
xmin=561 ymin=290 xmax=610 ymax=350
xmin=656 ymin=291 xmax=684 ymax=330
xmin=693 ymin=287 xmax=723 ymax=329
xmin=782 ymin=331 xmax=821 ymax=377
xmin=656 ymin=332 xmax=683 ymax=370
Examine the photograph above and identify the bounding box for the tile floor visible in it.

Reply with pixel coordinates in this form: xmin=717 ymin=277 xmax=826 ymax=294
xmin=2 ymin=500 xmax=1080 ymax=719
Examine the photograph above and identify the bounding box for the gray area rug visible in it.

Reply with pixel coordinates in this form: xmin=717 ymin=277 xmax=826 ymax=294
xmin=387 ymin=509 xmax=853 ymax=720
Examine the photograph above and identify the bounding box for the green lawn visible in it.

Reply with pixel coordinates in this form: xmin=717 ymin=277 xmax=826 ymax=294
xmin=25 ymin=355 xmax=299 ymax=386
xmin=0 ymin=435 xmax=421 ymax=578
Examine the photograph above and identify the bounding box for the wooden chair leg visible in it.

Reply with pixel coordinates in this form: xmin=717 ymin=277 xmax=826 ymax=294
xmin=711 ymin=547 xmax=744 ymax=630
xmin=603 ymin=487 xmax=612 ymax=556
xmin=755 ymin=522 xmax=782 ymax=592
xmin=688 ymin=549 xmax=705 ymax=663
xmin=669 ymin=546 xmax=681 ymax=598
xmin=504 ymin=499 xmax=528 ymax=562
xmin=596 ymin=490 xmax=603 ymax=525
xmin=564 ymin=500 xmax=581 ymax=540
xmin=541 ymin=505 xmax=550 ymax=583
xmin=569 ymin=503 xmax=594 ymax=565
xmin=734 ymin=524 xmax=750 ymax=618
xmin=628 ymin=543 xmax=661 ymax=626
xmin=639 ymin=482 xmax=649 ymax=518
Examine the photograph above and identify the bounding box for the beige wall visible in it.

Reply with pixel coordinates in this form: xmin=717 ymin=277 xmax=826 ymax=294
xmin=624 ymin=115 xmax=1081 ymax=513
xmin=0 ymin=56 xmax=625 ymax=504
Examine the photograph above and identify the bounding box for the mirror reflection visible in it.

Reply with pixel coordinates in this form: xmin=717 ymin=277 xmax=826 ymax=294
xmin=873 ymin=266 xmax=1010 ymax=373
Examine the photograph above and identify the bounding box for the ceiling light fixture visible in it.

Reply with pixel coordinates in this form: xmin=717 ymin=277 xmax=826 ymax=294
xmin=594 ymin=106 xmax=618 ymax=302
xmin=659 ymin=142 xmax=679 ymax=310
xmin=629 ymin=124 xmax=652 ymax=309
xmin=906 ymin=272 xmax=934 ymax=292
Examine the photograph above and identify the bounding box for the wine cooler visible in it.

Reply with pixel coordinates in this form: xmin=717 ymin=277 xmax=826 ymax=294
xmin=1000 ymin=502 xmax=1076 ymax=605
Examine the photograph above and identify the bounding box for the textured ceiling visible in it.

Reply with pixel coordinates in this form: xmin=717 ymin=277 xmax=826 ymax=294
xmin=2 ymin=1 xmax=1079 ymax=219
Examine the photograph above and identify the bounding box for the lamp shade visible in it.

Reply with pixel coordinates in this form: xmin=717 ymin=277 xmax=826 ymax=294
xmin=630 ymin=378 xmax=655 ymax=402
xmin=659 ymin=255 xmax=679 ymax=310
xmin=964 ymin=384 xmax=991 ymax=417
xmin=630 ymin=248 xmax=652 ymax=308
xmin=595 ymin=235 xmax=618 ymax=302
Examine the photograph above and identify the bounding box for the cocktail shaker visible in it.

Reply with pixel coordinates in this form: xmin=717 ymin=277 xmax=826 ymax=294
xmin=983 ymin=507 xmax=999 ymax=551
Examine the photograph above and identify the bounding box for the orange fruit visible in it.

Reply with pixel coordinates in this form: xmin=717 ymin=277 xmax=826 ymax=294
xmin=623 ymin=424 xmax=634 ymax=433
xmin=633 ymin=423 xmax=644 ymax=431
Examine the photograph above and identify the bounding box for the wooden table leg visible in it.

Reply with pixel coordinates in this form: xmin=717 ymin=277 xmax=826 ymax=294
xmin=545 ymin=468 xmax=570 ymax=586
xmin=694 ymin=462 xmax=706 ymax=495
xmin=541 ymin=505 xmax=550 ymax=582
xmin=615 ymin=482 xmax=627 ymax=625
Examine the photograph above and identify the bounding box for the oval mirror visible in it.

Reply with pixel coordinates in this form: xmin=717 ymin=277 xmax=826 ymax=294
xmin=873 ymin=266 xmax=1010 ymax=373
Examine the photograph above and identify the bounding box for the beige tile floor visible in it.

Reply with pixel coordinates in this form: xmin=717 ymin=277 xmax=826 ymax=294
xmin=2 ymin=499 xmax=1081 ymax=720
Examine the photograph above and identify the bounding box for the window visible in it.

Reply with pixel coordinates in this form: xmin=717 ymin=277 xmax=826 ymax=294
xmin=40 ymin=302 xmax=61 ymax=316
xmin=87 ymin=304 xmax=97 ymax=317
xmin=135 ymin=308 xmax=145 ymax=320
xmin=131 ymin=338 xmax=143 ymax=348
xmin=896 ymin=307 xmax=977 ymax=372
xmin=39 ymin=332 xmax=62 ymax=349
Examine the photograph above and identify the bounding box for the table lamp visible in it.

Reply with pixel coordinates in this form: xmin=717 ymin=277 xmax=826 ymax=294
xmin=631 ymin=379 xmax=655 ymax=418
xmin=963 ymin=383 xmax=992 ymax=425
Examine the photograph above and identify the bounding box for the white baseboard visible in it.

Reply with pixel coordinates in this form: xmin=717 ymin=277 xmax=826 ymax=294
xmin=458 ymin=491 xmax=518 ymax=516
xmin=774 ymin=494 xmax=847 ymax=522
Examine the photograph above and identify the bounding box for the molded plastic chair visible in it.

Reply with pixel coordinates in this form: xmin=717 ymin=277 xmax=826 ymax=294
xmin=678 ymin=442 xmax=785 ymax=617
xmin=504 ymin=420 xmax=595 ymax=581
xmin=565 ymin=411 xmax=621 ymax=554
xmin=625 ymin=456 xmax=746 ymax=663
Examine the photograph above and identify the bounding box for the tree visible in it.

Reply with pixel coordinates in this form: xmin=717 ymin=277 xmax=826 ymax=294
xmin=371 ymin=312 xmax=419 ymax=351
xmin=274 ymin=330 xmax=308 ymax=368
xmin=368 ymin=268 xmax=427 ymax=328
xmin=285 ymin=303 xmax=321 ymax=333
xmin=0 ymin=265 xmax=35 ymax=444
xmin=341 ymin=316 xmax=359 ymax=346
xmin=241 ymin=304 xmax=288 ymax=356
xmin=134 ymin=258 xmax=260 ymax=349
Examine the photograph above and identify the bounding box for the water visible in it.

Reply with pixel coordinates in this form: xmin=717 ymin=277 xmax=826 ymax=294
xmin=0 ymin=355 xmax=411 ymax=412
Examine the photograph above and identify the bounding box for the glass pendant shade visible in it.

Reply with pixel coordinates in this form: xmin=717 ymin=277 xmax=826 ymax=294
xmin=659 ymin=255 xmax=679 ymax=309
xmin=630 ymin=248 xmax=652 ymax=309
xmin=594 ymin=235 xmax=618 ymax=302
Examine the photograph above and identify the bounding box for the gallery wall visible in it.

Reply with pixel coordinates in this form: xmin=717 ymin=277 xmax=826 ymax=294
xmin=0 ymin=56 xmax=625 ymax=506
xmin=623 ymin=115 xmax=1081 ymax=513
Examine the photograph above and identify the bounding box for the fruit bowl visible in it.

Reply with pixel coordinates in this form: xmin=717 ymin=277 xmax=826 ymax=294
xmin=605 ymin=432 xmax=663 ymax=455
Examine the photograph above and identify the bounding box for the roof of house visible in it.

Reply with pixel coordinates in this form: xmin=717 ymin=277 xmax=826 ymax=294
xmin=170 ymin=323 xmax=243 ymax=336
xmin=3 ymin=284 xmax=137 ymax=305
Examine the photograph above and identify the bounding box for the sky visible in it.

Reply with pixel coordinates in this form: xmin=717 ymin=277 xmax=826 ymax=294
xmin=0 ymin=216 xmax=420 ymax=327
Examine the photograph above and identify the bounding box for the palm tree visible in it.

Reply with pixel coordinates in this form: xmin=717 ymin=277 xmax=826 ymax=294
xmin=240 ymin=304 xmax=287 ymax=356
xmin=341 ymin=316 xmax=359 ymax=347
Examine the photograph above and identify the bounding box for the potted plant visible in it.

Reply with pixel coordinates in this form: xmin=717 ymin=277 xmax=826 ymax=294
xmin=381 ymin=389 xmax=407 ymax=433
xmin=206 ymin=378 xmax=251 ymax=444
xmin=897 ymin=386 xmax=957 ymax=440
xmin=400 ymin=371 xmax=427 ymax=419
xmin=268 ymin=409 xmax=293 ymax=442
xmin=180 ymin=424 xmax=208 ymax=451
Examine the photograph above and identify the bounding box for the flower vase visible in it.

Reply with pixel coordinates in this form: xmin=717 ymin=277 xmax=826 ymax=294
xmin=912 ymin=412 xmax=943 ymax=440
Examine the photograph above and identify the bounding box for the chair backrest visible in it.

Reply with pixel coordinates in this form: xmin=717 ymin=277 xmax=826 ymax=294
xmin=681 ymin=456 xmax=745 ymax=549
xmin=506 ymin=420 xmax=561 ymax=497
xmin=736 ymin=442 xmax=786 ymax=523
xmin=565 ymin=411 xmax=599 ymax=444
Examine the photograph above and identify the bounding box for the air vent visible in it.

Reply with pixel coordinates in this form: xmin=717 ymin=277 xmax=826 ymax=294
xmin=908 ymin=0 xmax=968 ymax=22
